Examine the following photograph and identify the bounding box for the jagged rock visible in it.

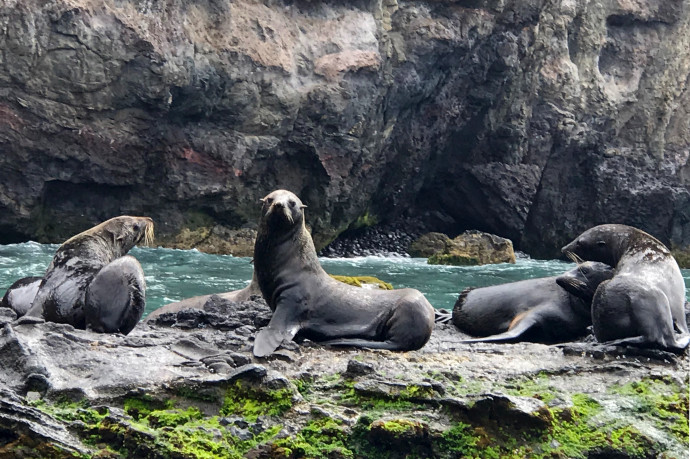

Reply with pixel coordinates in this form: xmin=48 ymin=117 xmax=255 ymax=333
xmin=427 ymin=230 xmax=516 ymax=266
xmin=0 ymin=297 xmax=687 ymax=457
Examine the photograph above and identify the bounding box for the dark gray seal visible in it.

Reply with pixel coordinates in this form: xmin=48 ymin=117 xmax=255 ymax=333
xmin=1 ymin=276 xmax=43 ymax=317
xmin=24 ymin=216 xmax=154 ymax=334
xmin=453 ymin=262 xmax=614 ymax=343
xmin=562 ymin=224 xmax=690 ymax=350
xmin=253 ymin=190 xmax=435 ymax=357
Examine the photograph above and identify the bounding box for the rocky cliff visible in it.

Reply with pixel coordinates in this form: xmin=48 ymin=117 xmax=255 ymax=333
xmin=0 ymin=0 xmax=688 ymax=256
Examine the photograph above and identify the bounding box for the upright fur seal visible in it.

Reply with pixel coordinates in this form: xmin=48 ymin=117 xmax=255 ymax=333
xmin=1 ymin=276 xmax=43 ymax=317
xmin=562 ymin=224 xmax=690 ymax=350
xmin=453 ymin=262 xmax=614 ymax=343
xmin=252 ymin=190 xmax=435 ymax=357
xmin=25 ymin=216 xmax=154 ymax=334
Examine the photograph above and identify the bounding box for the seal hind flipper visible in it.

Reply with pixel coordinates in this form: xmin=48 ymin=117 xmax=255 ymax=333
xmin=253 ymin=303 xmax=301 ymax=357
xmin=461 ymin=313 xmax=539 ymax=343
xmin=319 ymin=338 xmax=410 ymax=351
xmin=84 ymin=255 xmax=146 ymax=335
xmin=601 ymin=334 xmax=690 ymax=353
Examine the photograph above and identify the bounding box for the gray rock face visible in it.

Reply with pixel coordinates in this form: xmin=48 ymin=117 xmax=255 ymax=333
xmin=0 ymin=297 xmax=688 ymax=457
xmin=0 ymin=0 xmax=688 ymax=255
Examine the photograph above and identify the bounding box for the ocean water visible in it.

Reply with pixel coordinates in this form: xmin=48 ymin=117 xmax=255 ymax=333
xmin=1 ymin=242 xmax=689 ymax=316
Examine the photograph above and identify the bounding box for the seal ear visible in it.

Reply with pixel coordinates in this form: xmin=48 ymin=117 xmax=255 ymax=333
xmin=300 ymin=204 xmax=307 ymax=209
xmin=597 ymin=240 xmax=606 ymax=247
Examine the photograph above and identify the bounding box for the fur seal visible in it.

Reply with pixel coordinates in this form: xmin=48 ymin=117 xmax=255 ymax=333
xmin=252 ymin=190 xmax=435 ymax=357
xmin=145 ymin=273 xmax=260 ymax=321
xmin=25 ymin=216 xmax=154 ymax=334
xmin=453 ymin=262 xmax=614 ymax=343
xmin=1 ymin=276 xmax=43 ymax=317
xmin=562 ymin=224 xmax=690 ymax=350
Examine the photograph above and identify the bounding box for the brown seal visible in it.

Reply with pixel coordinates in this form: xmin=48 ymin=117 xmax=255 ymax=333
xmin=562 ymin=224 xmax=690 ymax=350
xmin=453 ymin=262 xmax=614 ymax=343
xmin=24 ymin=216 xmax=154 ymax=334
xmin=145 ymin=272 xmax=260 ymax=321
xmin=252 ymin=190 xmax=435 ymax=357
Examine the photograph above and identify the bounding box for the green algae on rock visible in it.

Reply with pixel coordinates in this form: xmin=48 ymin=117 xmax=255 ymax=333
xmin=425 ymin=230 xmax=516 ymax=266
xmin=330 ymin=275 xmax=394 ymax=290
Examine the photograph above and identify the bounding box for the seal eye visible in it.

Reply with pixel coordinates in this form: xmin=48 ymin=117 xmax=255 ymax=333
xmin=597 ymin=241 xmax=606 ymax=247
xmin=265 ymin=197 xmax=273 ymax=205
xmin=289 ymin=200 xmax=296 ymax=208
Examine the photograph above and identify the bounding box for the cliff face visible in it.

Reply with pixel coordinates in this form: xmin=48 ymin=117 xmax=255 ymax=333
xmin=0 ymin=0 xmax=688 ymax=255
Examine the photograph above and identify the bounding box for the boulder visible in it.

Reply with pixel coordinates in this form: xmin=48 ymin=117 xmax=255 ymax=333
xmin=427 ymin=231 xmax=516 ymax=266
xmin=407 ymin=232 xmax=453 ymax=258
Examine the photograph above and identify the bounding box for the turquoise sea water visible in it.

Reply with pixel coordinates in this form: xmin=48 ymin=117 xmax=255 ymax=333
xmin=1 ymin=242 xmax=689 ymax=316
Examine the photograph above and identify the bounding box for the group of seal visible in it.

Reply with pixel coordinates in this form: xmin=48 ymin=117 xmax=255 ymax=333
xmin=562 ymin=224 xmax=690 ymax=350
xmin=2 ymin=216 xmax=154 ymax=335
xmin=3 ymin=195 xmax=687 ymax=355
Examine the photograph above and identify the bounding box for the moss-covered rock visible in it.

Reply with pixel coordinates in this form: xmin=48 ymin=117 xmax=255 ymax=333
xmin=3 ymin=299 xmax=688 ymax=459
xmin=408 ymin=232 xmax=453 ymax=258
xmin=330 ymin=275 xmax=393 ymax=290
xmin=425 ymin=230 xmax=516 ymax=266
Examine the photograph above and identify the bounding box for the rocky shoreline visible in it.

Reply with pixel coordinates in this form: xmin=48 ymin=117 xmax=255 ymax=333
xmin=1 ymin=297 xmax=688 ymax=458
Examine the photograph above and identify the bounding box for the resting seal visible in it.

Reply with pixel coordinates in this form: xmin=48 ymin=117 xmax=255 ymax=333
xmin=453 ymin=262 xmax=614 ymax=343
xmin=252 ymin=190 xmax=435 ymax=357
xmin=25 ymin=216 xmax=154 ymax=334
xmin=145 ymin=273 xmax=260 ymax=321
xmin=562 ymin=224 xmax=690 ymax=350
xmin=1 ymin=276 xmax=42 ymax=317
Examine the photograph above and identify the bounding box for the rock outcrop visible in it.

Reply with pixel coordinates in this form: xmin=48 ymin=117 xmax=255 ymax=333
xmin=0 ymin=298 xmax=688 ymax=457
xmin=420 ymin=230 xmax=516 ymax=265
xmin=0 ymin=0 xmax=688 ymax=256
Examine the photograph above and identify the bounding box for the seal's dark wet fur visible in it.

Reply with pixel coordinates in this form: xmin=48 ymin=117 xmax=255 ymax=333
xmin=25 ymin=216 xmax=153 ymax=334
xmin=452 ymin=262 xmax=614 ymax=343
xmin=562 ymin=224 xmax=690 ymax=350
xmin=252 ymin=190 xmax=435 ymax=357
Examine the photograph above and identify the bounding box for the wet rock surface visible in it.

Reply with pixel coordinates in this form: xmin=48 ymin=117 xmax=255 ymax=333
xmin=1 ymin=0 xmax=688 ymax=256
xmin=0 ymin=297 xmax=688 ymax=457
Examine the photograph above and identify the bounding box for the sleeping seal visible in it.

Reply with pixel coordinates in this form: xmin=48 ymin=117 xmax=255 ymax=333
xmin=252 ymin=190 xmax=435 ymax=357
xmin=1 ymin=276 xmax=43 ymax=317
xmin=24 ymin=216 xmax=154 ymax=334
xmin=453 ymin=262 xmax=614 ymax=343
xmin=562 ymin=224 xmax=689 ymax=350
xmin=145 ymin=272 xmax=260 ymax=321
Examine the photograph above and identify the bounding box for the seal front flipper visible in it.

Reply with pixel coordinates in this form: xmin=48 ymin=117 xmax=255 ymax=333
xmin=253 ymin=303 xmax=301 ymax=357
xmin=319 ymin=338 xmax=405 ymax=351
